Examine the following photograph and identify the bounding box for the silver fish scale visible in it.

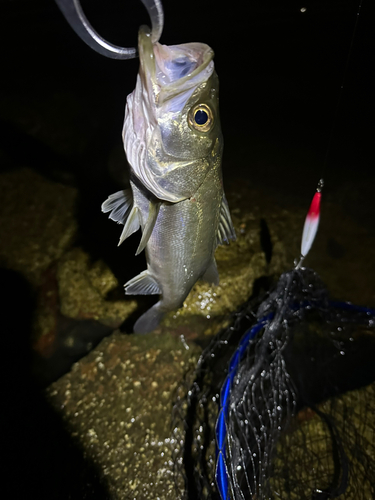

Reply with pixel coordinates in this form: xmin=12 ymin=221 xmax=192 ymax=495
xmin=133 ymin=163 xmax=223 ymax=310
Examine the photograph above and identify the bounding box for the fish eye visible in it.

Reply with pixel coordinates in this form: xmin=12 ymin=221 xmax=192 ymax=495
xmin=188 ymin=104 xmax=214 ymax=132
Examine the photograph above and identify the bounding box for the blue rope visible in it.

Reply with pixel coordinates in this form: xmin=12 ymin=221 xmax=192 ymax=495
xmin=215 ymin=312 xmax=273 ymax=500
xmin=214 ymin=300 xmax=375 ymax=500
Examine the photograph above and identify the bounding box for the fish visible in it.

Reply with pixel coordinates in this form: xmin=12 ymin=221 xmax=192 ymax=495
xmin=102 ymin=26 xmax=236 ymax=333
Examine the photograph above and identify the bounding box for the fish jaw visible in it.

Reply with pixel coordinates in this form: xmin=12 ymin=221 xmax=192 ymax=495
xmin=137 ymin=25 xmax=215 ymax=111
xmin=123 ymin=27 xmax=223 ymax=203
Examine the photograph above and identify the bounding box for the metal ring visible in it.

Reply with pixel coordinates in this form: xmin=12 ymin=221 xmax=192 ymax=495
xmin=55 ymin=0 xmax=164 ymax=59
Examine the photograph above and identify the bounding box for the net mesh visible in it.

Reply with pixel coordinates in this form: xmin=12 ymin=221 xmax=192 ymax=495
xmin=172 ymin=267 xmax=375 ymax=500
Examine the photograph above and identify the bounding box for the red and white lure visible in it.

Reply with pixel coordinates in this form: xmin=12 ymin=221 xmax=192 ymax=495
xmin=296 ymin=178 xmax=324 ymax=269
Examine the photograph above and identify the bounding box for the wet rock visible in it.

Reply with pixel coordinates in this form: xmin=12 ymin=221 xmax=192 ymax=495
xmin=0 ymin=168 xmax=138 ymax=379
xmin=47 ymin=331 xmax=200 ymax=499
xmin=0 ymin=167 xmax=77 ymax=286
xmin=57 ymin=247 xmax=137 ymax=327
xmin=32 ymin=246 xmax=138 ymax=384
xmin=33 ymin=265 xmax=61 ymax=357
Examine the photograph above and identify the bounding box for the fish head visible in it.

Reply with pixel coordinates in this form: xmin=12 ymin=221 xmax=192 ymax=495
xmin=123 ymin=26 xmax=223 ymax=203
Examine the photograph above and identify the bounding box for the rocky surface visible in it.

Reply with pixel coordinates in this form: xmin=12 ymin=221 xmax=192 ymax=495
xmin=47 ymin=332 xmax=200 ymax=499
xmin=1 ymin=162 xmax=375 ymax=498
xmin=0 ymin=167 xmax=77 ymax=287
xmin=57 ymin=247 xmax=137 ymax=327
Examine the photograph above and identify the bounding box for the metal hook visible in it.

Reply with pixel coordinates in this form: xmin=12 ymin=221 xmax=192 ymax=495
xmin=55 ymin=0 xmax=164 ymax=59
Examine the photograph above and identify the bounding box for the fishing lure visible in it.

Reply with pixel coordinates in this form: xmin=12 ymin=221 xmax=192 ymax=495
xmin=296 ymin=179 xmax=323 ymax=269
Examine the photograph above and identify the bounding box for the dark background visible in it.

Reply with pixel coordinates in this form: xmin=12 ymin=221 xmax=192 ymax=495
xmin=1 ymin=0 xmax=374 ymax=497
xmin=2 ymin=0 xmax=374 ymax=277
xmin=1 ymin=0 xmax=374 ymax=195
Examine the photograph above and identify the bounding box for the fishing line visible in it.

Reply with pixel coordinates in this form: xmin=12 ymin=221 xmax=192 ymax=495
xmin=300 ymin=0 xmax=363 ymax=267
xmin=321 ymin=0 xmax=363 ymax=177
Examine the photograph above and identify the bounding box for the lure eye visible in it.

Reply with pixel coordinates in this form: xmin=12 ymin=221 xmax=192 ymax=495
xmin=188 ymin=104 xmax=214 ymax=132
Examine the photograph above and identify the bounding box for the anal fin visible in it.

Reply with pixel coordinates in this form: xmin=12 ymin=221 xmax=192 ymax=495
xmin=124 ymin=270 xmax=161 ymax=295
xmin=201 ymin=259 xmax=219 ymax=286
xmin=135 ymin=201 xmax=161 ymax=255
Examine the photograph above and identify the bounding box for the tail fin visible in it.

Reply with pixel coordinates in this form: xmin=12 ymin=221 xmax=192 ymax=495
xmin=133 ymin=301 xmax=165 ymax=334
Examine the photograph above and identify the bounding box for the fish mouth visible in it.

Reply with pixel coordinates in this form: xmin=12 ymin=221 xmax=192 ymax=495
xmin=138 ymin=26 xmax=214 ymax=99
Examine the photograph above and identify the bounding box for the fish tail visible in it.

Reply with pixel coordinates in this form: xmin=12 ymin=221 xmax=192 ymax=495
xmin=133 ymin=301 xmax=165 ymax=334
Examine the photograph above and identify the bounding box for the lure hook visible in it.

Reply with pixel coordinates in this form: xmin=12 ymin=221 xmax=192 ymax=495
xmin=55 ymin=0 xmax=164 ymax=59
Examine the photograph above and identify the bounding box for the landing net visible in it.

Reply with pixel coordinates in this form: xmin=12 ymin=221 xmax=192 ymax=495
xmin=173 ymin=267 xmax=375 ymax=500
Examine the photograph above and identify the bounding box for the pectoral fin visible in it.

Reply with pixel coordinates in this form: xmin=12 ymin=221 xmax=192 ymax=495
xmin=102 ymin=189 xmax=141 ymax=246
xmin=124 ymin=270 xmax=161 ymax=295
xmin=201 ymin=259 xmax=219 ymax=286
xmin=101 ymin=189 xmax=133 ymax=224
xmin=216 ymin=194 xmax=236 ymax=246
xmin=135 ymin=201 xmax=161 ymax=256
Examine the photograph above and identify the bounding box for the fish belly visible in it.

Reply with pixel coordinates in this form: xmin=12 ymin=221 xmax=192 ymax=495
xmin=146 ymin=171 xmax=222 ymax=311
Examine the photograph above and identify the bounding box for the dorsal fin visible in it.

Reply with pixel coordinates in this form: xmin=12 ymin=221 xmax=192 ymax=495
xmin=101 ymin=189 xmax=133 ymax=224
xmin=216 ymin=194 xmax=236 ymax=246
xmin=135 ymin=201 xmax=161 ymax=255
